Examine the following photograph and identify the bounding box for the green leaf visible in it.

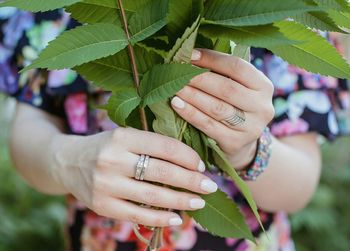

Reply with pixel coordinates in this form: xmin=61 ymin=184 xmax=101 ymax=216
xmin=22 ymin=23 xmax=128 ymax=71
xmin=66 ymin=0 xmax=121 ymax=25
xmin=149 ymin=100 xmax=185 ymax=138
xmin=140 ymin=63 xmax=207 ymax=107
xmin=231 ymin=42 xmax=251 ymax=62
xmin=104 ymin=88 xmax=141 ymax=126
xmin=328 ymin=10 xmax=350 ymax=28
xmin=183 ymin=125 xmax=207 ymax=161
xmin=187 ymin=189 xmax=255 ymax=241
xmin=0 ymin=0 xmax=82 ymax=11
xmin=167 ymin=0 xmax=203 ymax=40
xmin=313 ymin=0 xmax=350 ymax=12
xmin=291 ymin=11 xmax=344 ymax=32
xmin=75 ymin=46 xmax=162 ymax=92
xmin=206 ymin=138 xmax=264 ymax=231
xmin=166 ymin=16 xmax=201 ymax=63
xmin=203 ymin=0 xmax=319 ymax=26
xmin=129 ymin=0 xmax=169 ymax=44
xmin=270 ymin=21 xmax=350 ymax=79
xmin=200 ymin=24 xmax=299 ymax=48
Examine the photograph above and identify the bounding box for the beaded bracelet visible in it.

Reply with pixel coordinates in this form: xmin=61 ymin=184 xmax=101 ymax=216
xmin=238 ymin=127 xmax=272 ymax=181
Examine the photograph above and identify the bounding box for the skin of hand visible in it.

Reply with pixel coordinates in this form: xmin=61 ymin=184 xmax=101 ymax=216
xmin=171 ymin=49 xmax=275 ymax=170
xmin=10 ymin=104 xmax=218 ymax=227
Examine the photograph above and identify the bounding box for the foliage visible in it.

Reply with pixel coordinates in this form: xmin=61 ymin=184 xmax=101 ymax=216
xmin=2 ymin=0 xmax=350 ymax=245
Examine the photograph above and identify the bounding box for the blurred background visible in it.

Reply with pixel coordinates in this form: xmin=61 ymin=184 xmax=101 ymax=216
xmin=1 ymin=93 xmax=350 ymax=251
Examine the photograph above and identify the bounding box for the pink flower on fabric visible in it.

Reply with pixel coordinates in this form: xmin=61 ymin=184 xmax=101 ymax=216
xmin=64 ymin=92 xmax=88 ymax=134
xmin=271 ymin=118 xmax=309 ymax=137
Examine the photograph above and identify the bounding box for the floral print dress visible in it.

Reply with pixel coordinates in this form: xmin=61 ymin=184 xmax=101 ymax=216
xmin=1 ymin=9 xmax=350 ymax=251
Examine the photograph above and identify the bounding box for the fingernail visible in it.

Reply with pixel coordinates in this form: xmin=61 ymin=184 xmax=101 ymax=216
xmin=200 ymin=179 xmax=218 ymax=193
xmin=190 ymin=198 xmax=205 ymax=209
xmin=197 ymin=160 xmax=206 ymax=172
xmin=169 ymin=217 xmax=183 ymax=226
xmin=171 ymin=96 xmax=185 ymax=109
xmin=191 ymin=49 xmax=201 ymax=61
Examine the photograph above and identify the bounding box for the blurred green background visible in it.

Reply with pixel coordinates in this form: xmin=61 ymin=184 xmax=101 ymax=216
xmin=1 ymin=93 xmax=350 ymax=251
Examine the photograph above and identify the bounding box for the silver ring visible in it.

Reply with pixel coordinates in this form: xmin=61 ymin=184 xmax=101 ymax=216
xmin=135 ymin=155 xmax=146 ymax=180
xmin=135 ymin=154 xmax=150 ymax=181
xmin=221 ymin=106 xmax=246 ymax=128
xmin=139 ymin=155 xmax=150 ymax=181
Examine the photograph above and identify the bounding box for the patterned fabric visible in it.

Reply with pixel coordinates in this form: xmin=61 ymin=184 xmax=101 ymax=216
xmin=1 ymin=9 xmax=350 ymax=251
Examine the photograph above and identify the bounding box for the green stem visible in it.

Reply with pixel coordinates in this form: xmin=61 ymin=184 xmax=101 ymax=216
xmin=116 ymin=0 xmax=148 ymax=131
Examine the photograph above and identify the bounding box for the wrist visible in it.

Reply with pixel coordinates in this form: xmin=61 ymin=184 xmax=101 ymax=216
xmin=49 ymin=133 xmax=85 ymax=193
xmin=227 ymin=140 xmax=258 ymax=170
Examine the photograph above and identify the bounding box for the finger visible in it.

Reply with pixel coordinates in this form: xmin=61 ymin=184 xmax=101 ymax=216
xmin=178 ymin=85 xmax=250 ymax=127
xmin=191 ymin=49 xmax=272 ymax=91
xmin=111 ymin=176 xmax=206 ymax=211
xmin=94 ymin=196 xmax=184 ymax=227
xmin=171 ymin=96 xmax=243 ymax=152
xmin=113 ymin=127 xmax=205 ymax=172
xmin=188 ymin=71 xmax=256 ymax=112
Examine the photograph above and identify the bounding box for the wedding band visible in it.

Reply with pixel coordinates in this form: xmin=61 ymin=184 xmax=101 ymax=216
xmin=139 ymin=155 xmax=150 ymax=181
xmin=135 ymin=155 xmax=146 ymax=180
xmin=135 ymin=155 xmax=150 ymax=181
xmin=221 ymin=106 xmax=246 ymax=128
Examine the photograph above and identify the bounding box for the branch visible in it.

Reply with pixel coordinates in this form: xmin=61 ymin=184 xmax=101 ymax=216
xmin=117 ymin=0 xmax=149 ymax=131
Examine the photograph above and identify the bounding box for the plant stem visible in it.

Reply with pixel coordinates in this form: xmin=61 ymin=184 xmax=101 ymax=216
xmin=117 ymin=0 xmax=149 ymax=131
xmin=116 ymin=0 xmax=161 ymax=249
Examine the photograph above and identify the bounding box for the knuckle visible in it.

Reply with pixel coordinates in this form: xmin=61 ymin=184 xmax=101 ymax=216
xmin=221 ymin=79 xmax=237 ymax=100
xmin=262 ymin=103 xmax=275 ymax=122
xmin=211 ymin=101 xmax=229 ymax=118
xmin=185 ymin=106 xmax=197 ymax=118
xmin=152 ymin=162 xmax=172 ymax=183
xmin=163 ymin=138 xmax=179 ymax=156
xmin=112 ymin=127 xmax=127 ymax=142
xmin=202 ymin=118 xmax=216 ymax=132
xmin=127 ymin=213 xmax=142 ymax=224
xmin=91 ymin=195 xmax=103 ymax=214
xmin=141 ymin=190 xmax=159 ymax=205
xmin=186 ymin=173 xmax=202 ymax=191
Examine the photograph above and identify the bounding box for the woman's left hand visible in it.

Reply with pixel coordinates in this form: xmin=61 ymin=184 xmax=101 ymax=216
xmin=171 ymin=49 xmax=275 ymax=170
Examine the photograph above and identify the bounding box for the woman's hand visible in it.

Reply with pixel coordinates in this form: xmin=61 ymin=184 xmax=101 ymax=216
xmin=171 ymin=49 xmax=275 ymax=169
xmin=51 ymin=127 xmax=218 ymax=227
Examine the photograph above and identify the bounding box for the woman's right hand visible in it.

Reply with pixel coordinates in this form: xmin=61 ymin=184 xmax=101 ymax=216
xmin=51 ymin=127 xmax=218 ymax=227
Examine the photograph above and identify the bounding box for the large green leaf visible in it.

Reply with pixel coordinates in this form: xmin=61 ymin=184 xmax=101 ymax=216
xmin=65 ymin=0 xmax=147 ymax=25
xmin=66 ymin=0 xmax=121 ymax=25
xmin=200 ymin=24 xmax=299 ymax=48
xmin=149 ymin=101 xmax=186 ymax=138
xmin=166 ymin=17 xmax=201 ymax=63
xmin=203 ymin=0 xmax=319 ymax=26
xmin=75 ymin=46 xmax=162 ymax=92
xmin=206 ymin=138 xmax=264 ymax=231
xmin=104 ymin=88 xmax=141 ymax=126
xmin=167 ymin=0 xmax=203 ymax=40
xmin=0 ymin=0 xmax=82 ymax=11
xmin=270 ymin=21 xmax=350 ymax=79
xmin=314 ymin=0 xmax=350 ymax=12
xmin=292 ymin=11 xmax=343 ymax=32
xmin=129 ymin=0 xmax=169 ymax=44
xmin=187 ymin=189 xmax=255 ymax=241
xmin=139 ymin=63 xmax=207 ymax=107
xmin=328 ymin=10 xmax=350 ymax=28
xmin=22 ymin=23 xmax=128 ymax=71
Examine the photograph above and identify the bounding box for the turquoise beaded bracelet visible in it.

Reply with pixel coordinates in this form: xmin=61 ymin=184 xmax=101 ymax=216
xmin=238 ymin=127 xmax=272 ymax=181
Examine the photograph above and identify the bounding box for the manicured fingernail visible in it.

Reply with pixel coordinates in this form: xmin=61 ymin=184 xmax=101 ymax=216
xmin=171 ymin=96 xmax=185 ymax=109
xmin=191 ymin=49 xmax=202 ymax=61
xmin=169 ymin=217 xmax=183 ymax=226
xmin=200 ymin=179 xmax=218 ymax=193
xmin=198 ymin=160 xmax=206 ymax=172
xmin=190 ymin=198 xmax=205 ymax=209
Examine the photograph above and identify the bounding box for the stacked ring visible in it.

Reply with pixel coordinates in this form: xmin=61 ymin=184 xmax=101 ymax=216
xmin=221 ymin=106 xmax=246 ymax=128
xmin=135 ymin=154 xmax=150 ymax=181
